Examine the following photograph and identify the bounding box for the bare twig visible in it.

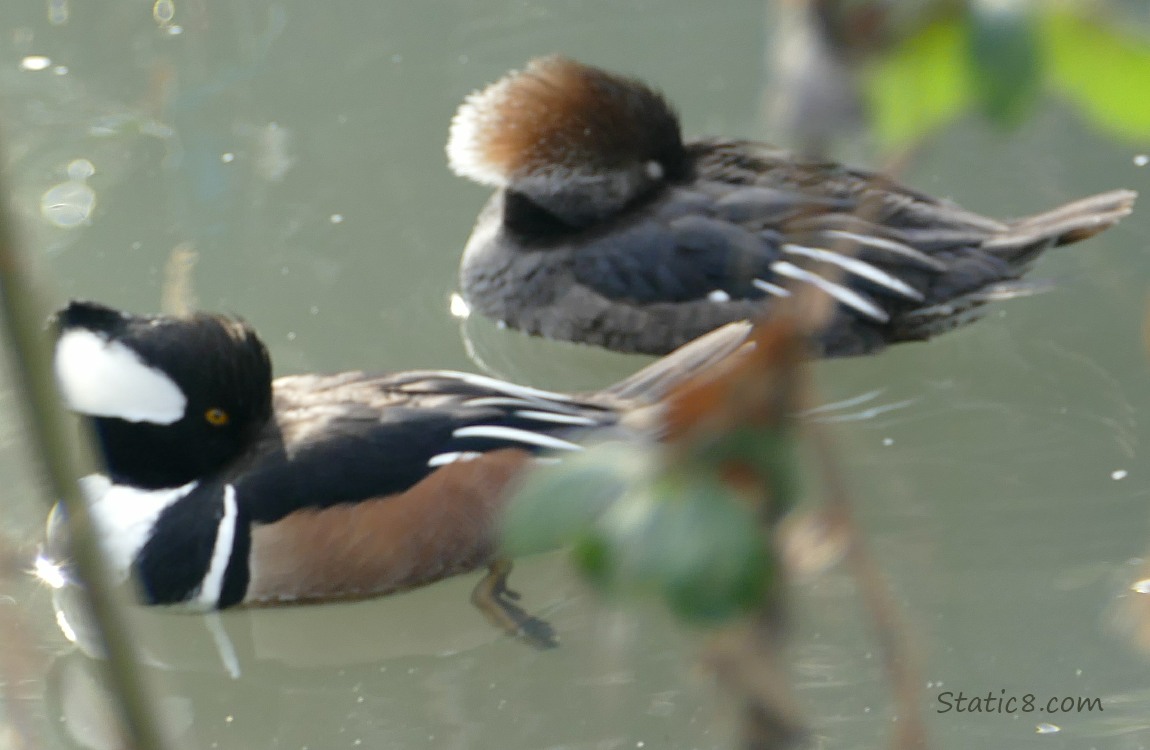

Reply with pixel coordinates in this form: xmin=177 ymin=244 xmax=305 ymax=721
xmin=161 ymin=243 xmax=199 ymax=316
xmin=0 ymin=147 xmax=172 ymax=750
xmin=660 ymin=317 xmax=810 ymax=749
xmin=705 ymin=608 xmax=807 ymax=750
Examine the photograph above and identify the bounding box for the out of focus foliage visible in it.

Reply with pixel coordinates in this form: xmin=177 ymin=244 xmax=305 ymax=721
xmin=864 ymin=1 xmax=1150 ymax=146
xmin=503 ymin=321 xmax=805 ymax=625
xmin=574 ymin=469 xmax=774 ymax=623
xmin=503 ymin=437 xmax=788 ymax=625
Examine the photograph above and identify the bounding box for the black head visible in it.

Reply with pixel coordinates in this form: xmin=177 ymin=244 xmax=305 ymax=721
xmin=53 ymin=300 xmax=274 ymax=489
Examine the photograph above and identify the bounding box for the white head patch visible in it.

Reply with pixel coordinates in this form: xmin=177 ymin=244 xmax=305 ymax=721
xmin=55 ymin=329 xmax=187 ymax=424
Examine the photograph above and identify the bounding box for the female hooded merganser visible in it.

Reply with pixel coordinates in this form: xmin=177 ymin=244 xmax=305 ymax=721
xmin=44 ymin=301 xmax=749 ymax=643
xmin=446 ymin=55 xmax=1136 ymax=357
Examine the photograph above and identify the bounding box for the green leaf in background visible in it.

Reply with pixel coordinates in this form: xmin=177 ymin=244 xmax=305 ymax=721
xmin=966 ymin=2 xmax=1043 ymax=126
xmin=573 ymin=473 xmax=773 ymax=624
xmin=690 ymin=426 xmax=801 ymax=520
xmin=500 ymin=441 xmax=648 ymax=558
xmin=504 ymin=317 xmax=801 ymax=627
xmin=1043 ymin=10 xmax=1150 ymax=140
xmin=863 ymin=3 xmax=1150 ymax=149
xmin=864 ymin=18 xmax=970 ymax=148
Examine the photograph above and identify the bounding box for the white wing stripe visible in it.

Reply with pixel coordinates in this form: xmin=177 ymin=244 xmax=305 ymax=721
xmin=513 ymin=410 xmax=600 ymax=426
xmin=753 ymin=278 xmax=791 ymax=297
xmin=428 ymin=451 xmax=484 ymax=467
xmin=782 ymin=243 xmax=923 ymax=301
xmin=439 ymin=371 xmax=573 ymax=402
xmin=770 ymin=261 xmax=889 ymax=322
xmin=463 ymin=396 xmax=544 ymax=409
xmin=822 ymin=230 xmax=946 ymax=270
xmin=452 ymin=425 xmax=584 ymax=451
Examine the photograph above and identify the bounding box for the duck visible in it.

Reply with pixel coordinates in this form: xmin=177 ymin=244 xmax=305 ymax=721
xmin=42 ymin=300 xmax=750 ymax=645
xmin=446 ymin=55 xmax=1137 ymax=357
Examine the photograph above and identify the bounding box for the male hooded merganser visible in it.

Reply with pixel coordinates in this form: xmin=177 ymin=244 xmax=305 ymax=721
xmin=44 ymin=301 xmax=749 ymax=642
xmin=446 ymin=55 xmax=1137 ymax=357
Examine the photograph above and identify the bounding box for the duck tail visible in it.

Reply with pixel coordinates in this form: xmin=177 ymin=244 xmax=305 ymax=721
xmin=602 ymin=321 xmax=753 ymax=405
xmin=893 ymin=279 xmax=1055 ymax=342
xmin=984 ymin=189 xmax=1137 ymax=263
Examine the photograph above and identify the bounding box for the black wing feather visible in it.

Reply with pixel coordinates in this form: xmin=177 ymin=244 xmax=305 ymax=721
xmin=231 ymin=373 xmax=616 ymax=524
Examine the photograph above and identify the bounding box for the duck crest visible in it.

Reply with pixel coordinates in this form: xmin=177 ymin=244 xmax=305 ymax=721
xmin=448 ymin=55 xmax=686 ymax=226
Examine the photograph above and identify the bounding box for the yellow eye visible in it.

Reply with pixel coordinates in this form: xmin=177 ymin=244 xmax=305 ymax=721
xmin=205 ymin=407 xmax=230 ymax=427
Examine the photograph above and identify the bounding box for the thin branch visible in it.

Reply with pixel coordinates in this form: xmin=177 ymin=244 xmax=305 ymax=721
xmin=0 ymin=145 xmax=173 ymax=750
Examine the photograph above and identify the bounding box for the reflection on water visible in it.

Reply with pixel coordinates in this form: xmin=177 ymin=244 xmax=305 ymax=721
xmin=2 ymin=1 xmax=1150 ymax=749
xmin=41 ymin=554 xmax=731 ymax=750
xmin=40 ymin=158 xmax=96 ymax=228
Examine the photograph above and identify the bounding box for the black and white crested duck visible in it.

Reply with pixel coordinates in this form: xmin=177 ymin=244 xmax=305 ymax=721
xmin=43 ymin=301 xmax=749 ymax=642
xmin=446 ymin=55 xmax=1136 ymax=356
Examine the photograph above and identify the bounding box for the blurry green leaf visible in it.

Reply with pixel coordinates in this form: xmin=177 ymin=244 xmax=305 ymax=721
xmin=865 ymin=6 xmax=1150 ymax=147
xmin=864 ymin=18 xmax=970 ymax=148
xmin=966 ymin=3 xmax=1043 ymax=126
xmin=574 ymin=473 xmax=773 ymax=624
xmin=500 ymin=442 xmax=648 ymax=557
xmin=1043 ymin=11 xmax=1150 ymax=140
xmin=692 ymin=427 xmax=800 ymax=518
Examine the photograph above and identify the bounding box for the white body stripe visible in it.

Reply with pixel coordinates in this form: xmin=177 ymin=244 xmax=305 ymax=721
xmin=191 ymin=485 xmax=238 ymax=610
xmin=451 ymin=425 xmax=584 ymax=451
xmin=769 ymin=261 xmax=888 ymax=322
xmin=782 ymin=243 xmax=923 ymax=301
xmin=55 ymin=330 xmax=187 ymax=424
xmin=82 ymin=474 xmax=198 ymax=580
